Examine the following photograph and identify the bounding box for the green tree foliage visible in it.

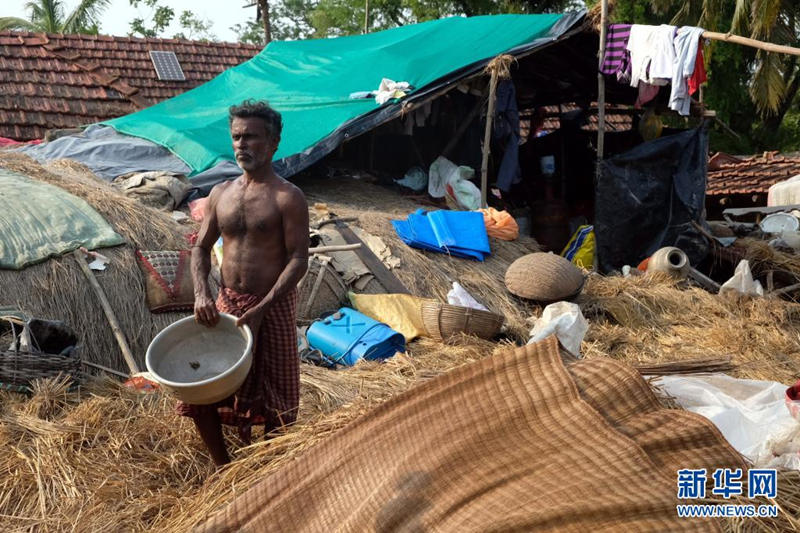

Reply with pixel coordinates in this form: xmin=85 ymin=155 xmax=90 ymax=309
xmin=247 ymin=0 xmax=580 ymax=41
xmin=0 ymin=0 xmax=110 ymax=34
xmin=610 ymin=0 xmax=800 ymax=152
xmin=128 ymin=0 xmax=215 ymax=41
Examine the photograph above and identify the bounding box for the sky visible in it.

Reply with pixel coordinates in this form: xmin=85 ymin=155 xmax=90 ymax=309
xmin=4 ymin=0 xmax=253 ymax=42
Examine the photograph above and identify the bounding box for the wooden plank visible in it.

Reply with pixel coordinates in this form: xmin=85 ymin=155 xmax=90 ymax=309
xmin=333 ymin=220 xmax=410 ymax=294
xmin=723 ymin=204 xmax=800 ymax=218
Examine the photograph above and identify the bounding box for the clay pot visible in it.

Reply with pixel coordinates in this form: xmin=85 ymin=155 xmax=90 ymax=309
xmin=646 ymin=247 xmax=690 ymax=279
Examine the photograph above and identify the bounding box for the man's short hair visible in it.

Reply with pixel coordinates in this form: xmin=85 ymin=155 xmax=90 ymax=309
xmin=229 ymin=99 xmax=282 ymax=140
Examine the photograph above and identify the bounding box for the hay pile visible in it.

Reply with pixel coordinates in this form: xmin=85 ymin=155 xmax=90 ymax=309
xmin=0 ymin=337 xmax=494 ymax=531
xmin=298 ymin=177 xmax=542 ymax=339
xmin=0 ymin=152 xmax=192 ymax=372
xmin=579 ymin=273 xmax=800 ymax=383
xmin=3 ymin=169 xmax=800 ymax=531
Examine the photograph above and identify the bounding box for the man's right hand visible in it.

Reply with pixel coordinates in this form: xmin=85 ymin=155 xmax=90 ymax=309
xmin=194 ymin=294 xmax=219 ymax=327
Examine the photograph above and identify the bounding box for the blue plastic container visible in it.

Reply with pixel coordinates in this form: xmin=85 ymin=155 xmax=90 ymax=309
xmin=306 ymin=308 xmax=405 ymax=366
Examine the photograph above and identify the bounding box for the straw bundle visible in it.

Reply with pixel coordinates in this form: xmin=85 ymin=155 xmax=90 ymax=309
xmin=0 ymin=152 xmax=192 ymax=372
xmin=579 ymin=273 xmax=800 ymax=383
xmin=298 ymin=177 xmax=541 ymax=339
xmin=484 ymin=54 xmax=516 ymax=80
xmin=735 ymin=238 xmax=800 ymax=282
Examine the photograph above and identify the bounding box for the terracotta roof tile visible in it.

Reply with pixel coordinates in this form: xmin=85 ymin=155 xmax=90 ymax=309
xmin=706 ymin=151 xmax=800 ymax=196
xmin=0 ymin=30 xmax=261 ymax=140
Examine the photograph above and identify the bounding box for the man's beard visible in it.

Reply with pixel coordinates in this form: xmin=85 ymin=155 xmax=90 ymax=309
xmin=236 ymin=151 xmax=260 ymax=171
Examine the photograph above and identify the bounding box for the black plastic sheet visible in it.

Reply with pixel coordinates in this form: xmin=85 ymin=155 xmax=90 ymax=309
xmin=595 ymin=126 xmax=709 ymax=273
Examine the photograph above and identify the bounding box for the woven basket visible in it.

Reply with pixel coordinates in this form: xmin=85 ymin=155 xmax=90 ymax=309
xmin=296 ymin=256 xmax=348 ymax=322
xmin=421 ymin=302 xmax=504 ymax=340
xmin=505 ymin=252 xmax=585 ymax=302
xmin=0 ymin=317 xmax=82 ymax=392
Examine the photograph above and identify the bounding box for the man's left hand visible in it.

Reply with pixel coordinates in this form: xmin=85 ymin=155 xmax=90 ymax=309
xmin=236 ymin=306 xmax=265 ymax=334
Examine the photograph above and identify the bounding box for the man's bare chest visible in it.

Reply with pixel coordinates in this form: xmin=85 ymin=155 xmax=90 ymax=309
xmin=217 ymin=190 xmax=281 ymax=235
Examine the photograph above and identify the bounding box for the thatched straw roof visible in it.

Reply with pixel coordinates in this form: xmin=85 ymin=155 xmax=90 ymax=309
xmin=0 ymin=152 xmax=192 ymax=372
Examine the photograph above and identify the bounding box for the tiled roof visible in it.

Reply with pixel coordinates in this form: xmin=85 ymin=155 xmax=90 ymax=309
xmin=540 ymin=104 xmax=632 ymax=132
xmin=706 ymin=151 xmax=800 ymax=196
xmin=0 ymin=31 xmax=261 ymax=140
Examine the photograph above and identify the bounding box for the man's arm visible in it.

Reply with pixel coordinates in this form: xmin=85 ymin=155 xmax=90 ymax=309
xmin=192 ymin=185 xmax=225 ymax=326
xmin=236 ymin=187 xmax=309 ymax=328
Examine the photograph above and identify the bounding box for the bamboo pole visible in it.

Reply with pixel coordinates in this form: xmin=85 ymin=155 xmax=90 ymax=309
xmin=480 ymin=68 xmax=499 ymax=209
xmin=596 ymin=0 xmax=608 ymax=180
xmin=703 ymin=31 xmax=800 ymax=56
xmin=73 ymin=251 xmax=139 ymax=375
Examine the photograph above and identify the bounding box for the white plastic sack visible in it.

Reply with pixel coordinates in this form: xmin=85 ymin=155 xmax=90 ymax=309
xmin=395 ymin=167 xmax=427 ymax=192
xmin=720 ymin=260 xmax=764 ymax=297
xmin=768 ymin=174 xmax=800 ymax=206
xmin=428 ymin=156 xmax=475 ymax=200
xmin=447 ymin=282 xmax=488 ymax=311
xmin=527 ymin=301 xmax=588 ymax=357
xmin=446 ymin=176 xmax=481 ymax=211
xmin=656 ymin=374 xmax=800 ymax=469
xmin=428 ymin=156 xmax=458 ymax=198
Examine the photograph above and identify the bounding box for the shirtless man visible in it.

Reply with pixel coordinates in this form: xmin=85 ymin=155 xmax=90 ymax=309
xmin=178 ymin=100 xmax=309 ymax=466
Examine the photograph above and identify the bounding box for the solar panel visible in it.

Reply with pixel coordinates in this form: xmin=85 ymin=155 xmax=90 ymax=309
xmin=149 ymin=50 xmax=186 ymax=81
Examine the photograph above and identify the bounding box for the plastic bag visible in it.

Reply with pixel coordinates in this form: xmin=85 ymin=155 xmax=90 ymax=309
xmin=447 ymin=282 xmax=488 ymax=311
xmin=396 ymin=167 xmax=427 ymax=192
xmin=561 ymin=225 xmax=595 ymax=268
xmin=445 ymin=178 xmax=481 ymax=211
xmin=428 ymin=156 xmax=475 ymax=200
xmin=479 ymin=208 xmax=519 ymax=241
xmin=527 ymin=301 xmax=588 ymax=357
xmin=656 ymin=374 xmax=800 ymax=469
xmin=720 ymin=260 xmax=764 ymax=297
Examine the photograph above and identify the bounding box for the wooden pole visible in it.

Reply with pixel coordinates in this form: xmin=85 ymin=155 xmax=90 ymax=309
xmin=73 ymin=251 xmax=139 ymax=375
xmin=480 ymin=67 xmax=499 ymax=209
xmin=596 ymin=0 xmax=608 ymax=180
xmin=703 ymin=31 xmax=800 ymax=56
xmin=308 ymin=243 xmax=362 ymax=254
xmin=364 ymin=0 xmax=369 ymax=34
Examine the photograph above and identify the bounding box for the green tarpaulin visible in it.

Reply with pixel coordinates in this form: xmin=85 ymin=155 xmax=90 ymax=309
xmin=104 ymin=13 xmax=582 ymax=179
xmin=0 ymin=170 xmax=124 ymax=270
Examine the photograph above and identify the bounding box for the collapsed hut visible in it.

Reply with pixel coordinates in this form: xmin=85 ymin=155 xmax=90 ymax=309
xmin=3 ymin=8 xmax=800 ymax=532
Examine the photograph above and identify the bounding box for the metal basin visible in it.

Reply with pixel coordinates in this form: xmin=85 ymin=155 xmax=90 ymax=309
xmin=145 ymin=313 xmax=253 ymax=405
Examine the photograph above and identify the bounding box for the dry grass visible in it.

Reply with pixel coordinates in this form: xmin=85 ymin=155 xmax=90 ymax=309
xmin=3 ymin=166 xmax=800 ymax=530
xmin=0 ymin=336 xmax=494 ymax=532
xmin=299 ymin=177 xmax=542 ymax=339
xmin=0 ymin=152 xmax=193 ymax=372
xmin=579 ymin=273 xmax=800 ymax=383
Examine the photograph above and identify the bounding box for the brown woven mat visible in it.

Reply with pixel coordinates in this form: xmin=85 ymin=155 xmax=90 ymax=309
xmin=197 ymin=336 xmax=743 ymax=532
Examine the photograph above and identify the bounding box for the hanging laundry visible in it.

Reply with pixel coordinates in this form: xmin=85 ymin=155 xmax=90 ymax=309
xmin=648 ymin=25 xmax=677 ymax=81
xmin=600 ymin=23 xmax=632 ymax=82
xmin=635 ymin=83 xmax=660 ymax=107
xmin=688 ymin=41 xmax=707 ymax=95
xmin=627 ymin=25 xmax=675 ymax=88
xmin=669 ymin=26 xmax=705 ymax=116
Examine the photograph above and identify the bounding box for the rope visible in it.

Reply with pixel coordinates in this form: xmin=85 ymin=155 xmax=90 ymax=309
xmin=483 ymin=54 xmax=516 ymax=80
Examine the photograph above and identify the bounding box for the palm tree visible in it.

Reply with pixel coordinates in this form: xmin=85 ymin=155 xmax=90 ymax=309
xmin=651 ymin=0 xmax=800 ymax=120
xmin=0 ymin=0 xmax=111 ymax=34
